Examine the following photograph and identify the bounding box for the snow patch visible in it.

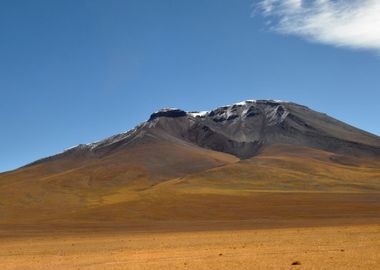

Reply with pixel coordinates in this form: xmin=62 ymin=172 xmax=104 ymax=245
xmin=64 ymin=145 xmax=79 ymax=151
xmin=188 ymin=111 xmax=208 ymax=118
xmin=224 ymin=100 xmax=257 ymax=107
xmin=270 ymin=99 xmax=288 ymax=103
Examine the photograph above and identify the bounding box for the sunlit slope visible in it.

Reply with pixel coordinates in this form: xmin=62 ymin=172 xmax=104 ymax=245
xmin=1 ymin=144 xmax=378 ymax=225
xmin=169 ymin=144 xmax=380 ymax=194
xmin=62 ymin=146 xmax=380 ymax=224
xmin=0 ymin=137 xmax=237 ymax=224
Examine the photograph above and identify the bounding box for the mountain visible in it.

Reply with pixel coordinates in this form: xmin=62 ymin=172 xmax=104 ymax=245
xmin=0 ymin=100 xmax=379 ymax=226
xmin=25 ymin=100 xmax=380 ymax=167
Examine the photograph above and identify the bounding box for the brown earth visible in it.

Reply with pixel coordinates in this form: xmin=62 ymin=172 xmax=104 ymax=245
xmin=0 ymin=144 xmax=379 ymax=269
xmin=0 ymin=224 xmax=379 ymax=270
xmin=0 ymin=144 xmax=379 ymax=225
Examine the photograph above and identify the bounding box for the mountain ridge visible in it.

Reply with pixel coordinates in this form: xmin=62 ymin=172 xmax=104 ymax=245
xmin=22 ymin=99 xmax=380 ymax=170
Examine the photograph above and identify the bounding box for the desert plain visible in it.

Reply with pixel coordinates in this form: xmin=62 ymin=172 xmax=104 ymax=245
xmin=0 ymin=221 xmax=379 ymax=270
xmin=0 ymin=186 xmax=379 ymax=270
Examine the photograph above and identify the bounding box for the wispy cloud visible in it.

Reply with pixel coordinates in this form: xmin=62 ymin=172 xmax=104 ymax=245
xmin=254 ymin=0 xmax=380 ymax=52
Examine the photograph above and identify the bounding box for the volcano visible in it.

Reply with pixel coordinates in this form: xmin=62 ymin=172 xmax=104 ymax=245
xmin=0 ymin=100 xmax=379 ymax=225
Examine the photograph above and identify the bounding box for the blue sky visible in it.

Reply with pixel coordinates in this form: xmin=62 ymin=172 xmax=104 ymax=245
xmin=1 ymin=0 xmax=379 ymax=172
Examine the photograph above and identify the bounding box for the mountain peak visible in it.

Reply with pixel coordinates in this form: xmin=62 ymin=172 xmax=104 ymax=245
xmin=228 ymin=99 xmax=288 ymax=107
xmin=148 ymin=100 xmax=292 ymax=122
xmin=149 ymin=108 xmax=187 ymax=121
xmin=205 ymin=99 xmax=290 ymax=125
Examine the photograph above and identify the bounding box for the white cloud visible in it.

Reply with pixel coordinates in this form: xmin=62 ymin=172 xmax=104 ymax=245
xmin=254 ymin=0 xmax=380 ymax=52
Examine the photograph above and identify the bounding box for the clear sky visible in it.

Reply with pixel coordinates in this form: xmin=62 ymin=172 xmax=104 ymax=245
xmin=1 ymin=0 xmax=379 ymax=172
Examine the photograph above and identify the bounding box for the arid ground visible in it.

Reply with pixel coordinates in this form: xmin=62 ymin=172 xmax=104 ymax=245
xmin=1 ymin=141 xmax=379 ymax=269
xmin=0 ymin=223 xmax=379 ymax=270
xmin=1 ymin=189 xmax=379 ymax=270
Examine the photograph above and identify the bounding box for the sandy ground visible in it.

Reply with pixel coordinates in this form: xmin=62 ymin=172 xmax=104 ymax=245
xmin=0 ymin=224 xmax=379 ymax=270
